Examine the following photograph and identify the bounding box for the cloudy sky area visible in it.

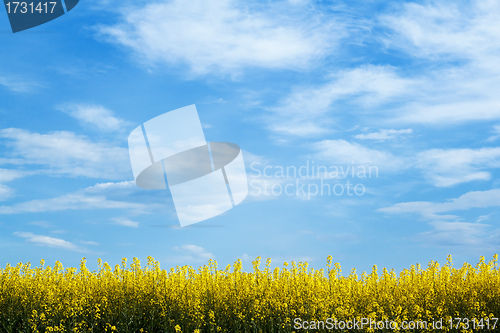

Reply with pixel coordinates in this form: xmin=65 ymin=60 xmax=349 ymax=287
xmin=1 ymin=0 xmax=500 ymax=273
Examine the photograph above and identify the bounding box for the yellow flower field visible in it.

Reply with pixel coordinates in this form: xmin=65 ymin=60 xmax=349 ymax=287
xmin=0 ymin=255 xmax=499 ymax=332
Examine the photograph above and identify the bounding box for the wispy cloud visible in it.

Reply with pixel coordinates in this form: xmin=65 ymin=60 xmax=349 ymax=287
xmin=112 ymin=217 xmax=139 ymax=228
xmin=312 ymin=139 xmax=406 ymax=171
xmin=355 ymin=128 xmax=412 ymax=141
xmin=394 ymin=99 xmax=500 ymax=125
xmin=267 ymin=65 xmax=414 ymax=137
xmin=379 ymin=189 xmax=500 ymax=220
xmin=13 ymin=232 xmax=86 ymax=252
xmin=0 ymin=168 xmax=29 ymax=183
xmin=262 ymin=1 xmax=500 ymax=133
xmin=0 ymin=169 xmax=37 ymax=203
xmin=79 ymin=240 xmax=99 ymax=246
xmin=172 ymin=244 xmax=215 ymax=263
xmin=59 ymin=104 xmax=131 ymax=132
xmin=0 ymin=128 xmax=131 ymax=179
xmin=0 ymin=193 xmax=144 ymax=215
xmin=416 ymin=147 xmax=500 ymax=187
xmin=380 ymin=1 xmax=500 ymax=63
xmin=0 ymin=181 xmax=151 ymax=215
xmin=0 ymin=185 xmax=14 ymax=201
xmin=313 ymin=142 xmax=500 ymax=187
xmin=29 ymin=221 xmax=56 ymax=229
xmin=487 ymin=125 xmax=500 ymax=142
xmin=417 ymin=221 xmax=499 ymax=249
xmin=380 ymin=1 xmax=500 ymax=125
xmin=98 ymin=0 xmax=342 ymax=76
xmin=0 ymin=75 xmax=42 ymax=93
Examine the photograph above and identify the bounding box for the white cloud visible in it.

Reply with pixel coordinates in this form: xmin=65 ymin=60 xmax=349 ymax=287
xmin=416 ymin=147 xmax=500 ymax=187
xmin=476 ymin=215 xmax=491 ymax=223
xmin=0 ymin=158 xmax=26 ymax=166
xmin=172 ymin=244 xmax=215 ymax=263
xmin=487 ymin=125 xmax=500 ymax=142
xmin=312 ymin=139 xmax=405 ymax=171
xmin=0 ymin=128 xmax=131 ymax=179
xmin=86 ymin=180 xmax=136 ymax=192
xmin=267 ymin=65 xmax=414 ymax=137
xmin=0 ymin=193 xmax=144 ymax=215
xmin=417 ymin=220 xmax=500 ymax=250
xmin=13 ymin=232 xmax=86 ymax=252
xmin=0 ymin=168 xmax=29 ymax=183
xmin=0 ymin=185 xmax=14 ymax=201
xmin=0 ymin=75 xmax=42 ymax=93
xmin=85 ymin=181 xmax=173 ymax=209
xmin=395 ymin=99 xmax=500 ymax=124
xmin=380 ymin=1 xmax=500 ymax=63
xmin=79 ymin=240 xmax=99 ymax=246
xmin=0 ymin=169 xmax=38 ymax=203
xmin=59 ymin=104 xmax=131 ymax=132
xmin=379 ymin=189 xmax=500 ymax=220
xmin=355 ymin=128 xmax=412 ymax=141
xmin=98 ymin=0 xmax=340 ymax=76
xmin=29 ymin=221 xmax=55 ymax=228
xmin=112 ymin=217 xmax=139 ymax=228
xmin=0 ymin=181 xmax=151 ymax=215
xmin=0 ymin=169 xmax=33 ymax=201
xmin=379 ymin=1 xmax=500 ymax=125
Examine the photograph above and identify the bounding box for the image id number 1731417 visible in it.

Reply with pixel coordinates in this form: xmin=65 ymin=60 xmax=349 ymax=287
xmin=5 ymin=2 xmax=57 ymax=14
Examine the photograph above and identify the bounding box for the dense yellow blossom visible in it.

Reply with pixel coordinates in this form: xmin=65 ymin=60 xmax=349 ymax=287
xmin=0 ymin=255 xmax=498 ymax=332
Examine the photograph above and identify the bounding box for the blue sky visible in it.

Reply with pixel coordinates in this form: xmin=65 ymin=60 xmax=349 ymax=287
xmin=1 ymin=0 xmax=500 ymax=274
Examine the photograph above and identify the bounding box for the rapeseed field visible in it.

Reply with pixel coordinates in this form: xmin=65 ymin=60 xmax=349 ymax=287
xmin=0 ymin=255 xmax=499 ymax=332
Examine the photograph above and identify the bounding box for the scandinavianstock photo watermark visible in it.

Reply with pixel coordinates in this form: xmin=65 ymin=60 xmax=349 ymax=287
xmin=248 ymin=161 xmax=378 ymax=200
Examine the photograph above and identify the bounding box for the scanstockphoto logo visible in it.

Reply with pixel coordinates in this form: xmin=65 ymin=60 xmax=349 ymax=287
xmin=3 ymin=0 xmax=79 ymax=33
xmin=128 ymin=105 xmax=248 ymax=227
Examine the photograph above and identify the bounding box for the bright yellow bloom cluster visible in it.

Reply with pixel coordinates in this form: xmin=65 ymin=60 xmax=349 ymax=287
xmin=0 ymin=255 xmax=498 ymax=332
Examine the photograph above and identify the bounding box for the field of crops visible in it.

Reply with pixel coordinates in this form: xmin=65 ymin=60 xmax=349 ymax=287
xmin=0 ymin=255 xmax=499 ymax=332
